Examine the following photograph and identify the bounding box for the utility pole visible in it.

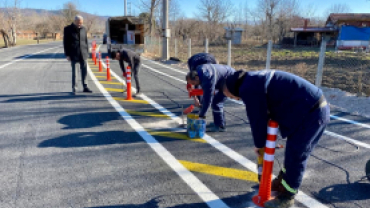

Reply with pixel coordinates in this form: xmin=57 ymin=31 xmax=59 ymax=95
xmin=162 ymin=0 xmax=170 ymax=60
xmin=124 ymin=0 xmax=127 ymax=16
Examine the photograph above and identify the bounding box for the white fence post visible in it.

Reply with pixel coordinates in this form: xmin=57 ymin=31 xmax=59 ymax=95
xmin=227 ymin=39 xmax=232 ymax=66
xmin=175 ymin=38 xmax=178 ymax=57
xmin=188 ymin=38 xmax=192 ymax=58
xmin=205 ymin=38 xmax=209 ymax=53
xmin=266 ymin=40 xmax=273 ymax=69
xmin=315 ymin=38 xmax=327 ymax=87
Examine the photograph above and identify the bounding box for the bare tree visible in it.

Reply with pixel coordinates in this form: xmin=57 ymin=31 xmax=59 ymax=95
xmin=324 ymin=3 xmax=352 ymax=17
xmin=84 ymin=14 xmax=98 ymax=34
xmin=197 ymin=0 xmax=234 ymax=25
xmin=3 ymin=0 xmax=22 ymax=45
xmin=137 ymin=0 xmax=161 ymax=36
xmin=61 ymin=1 xmax=79 ymax=25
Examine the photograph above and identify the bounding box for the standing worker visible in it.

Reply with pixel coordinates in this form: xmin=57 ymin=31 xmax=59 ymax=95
xmin=223 ymin=70 xmax=330 ymax=208
xmin=63 ymin=15 xmax=93 ymax=94
xmin=187 ymin=53 xmax=218 ymax=107
xmin=186 ymin=60 xmax=235 ymax=132
xmin=111 ymin=48 xmax=142 ymax=96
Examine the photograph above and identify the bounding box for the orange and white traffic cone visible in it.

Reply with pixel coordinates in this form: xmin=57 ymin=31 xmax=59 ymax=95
xmin=126 ymin=66 xmax=133 ymax=100
xmin=106 ymin=56 xmax=111 ymax=81
xmin=252 ymin=120 xmax=279 ymax=207
xmin=99 ymin=52 xmax=102 ymax=72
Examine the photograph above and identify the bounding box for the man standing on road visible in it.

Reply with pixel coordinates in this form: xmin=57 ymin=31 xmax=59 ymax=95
xmin=223 ymin=70 xmax=330 ymax=208
xmin=111 ymin=49 xmax=142 ymax=96
xmin=186 ymin=61 xmax=235 ymax=132
xmin=63 ymin=15 xmax=92 ymax=94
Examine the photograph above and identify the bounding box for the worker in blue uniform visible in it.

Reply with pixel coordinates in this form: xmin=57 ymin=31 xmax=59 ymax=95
xmin=186 ymin=63 xmax=235 ymax=132
xmin=223 ymin=69 xmax=330 ymax=208
xmin=187 ymin=53 xmax=218 ymax=107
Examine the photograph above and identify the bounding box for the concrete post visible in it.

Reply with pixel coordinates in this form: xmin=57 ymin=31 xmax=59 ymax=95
xmin=188 ymin=38 xmax=192 ymax=58
xmin=227 ymin=39 xmax=232 ymax=66
xmin=162 ymin=0 xmax=170 ymax=60
xmin=205 ymin=38 xmax=209 ymax=53
xmin=266 ymin=40 xmax=273 ymax=69
xmin=175 ymin=38 xmax=178 ymax=57
xmin=315 ymin=37 xmax=327 ymax=87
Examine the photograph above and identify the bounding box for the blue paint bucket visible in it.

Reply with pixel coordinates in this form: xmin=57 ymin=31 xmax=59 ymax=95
xmin=187 ymin=114 xmax=206 ymax=138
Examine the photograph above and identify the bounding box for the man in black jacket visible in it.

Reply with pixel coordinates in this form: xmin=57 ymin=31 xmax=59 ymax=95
xmin=63 ymin=15 xmax=92 ymax=94
xmin=111 ymin=49 xmax=142 ymax=96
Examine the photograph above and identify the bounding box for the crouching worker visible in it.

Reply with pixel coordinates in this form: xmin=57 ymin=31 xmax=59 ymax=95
xmin=186 ymin=63 xmax=235 ymax=132
xmin=111 ymin=48 xmax=142 ymax=96
xmin=187 ymin=53 xmax=218 ymax=107
xmin=223 ymin=70 xmax=330 ymax=208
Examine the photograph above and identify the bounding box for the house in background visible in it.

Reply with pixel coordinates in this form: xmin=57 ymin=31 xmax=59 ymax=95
xmin=289 ymin=13 xmax=370 ymax=49
xmin=328 ymin=13 xmax=370 ymax=50
xmin=224 ymin=27 xmax=244 ymax=45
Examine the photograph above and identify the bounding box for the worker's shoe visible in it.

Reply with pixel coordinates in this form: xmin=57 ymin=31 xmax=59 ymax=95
xmin=271 ymin=170 xmax=284 ymax=192
xmin=207 ymin=124 xmax=226 ymax=132
xmin=83 ymin=87 xmax=93 ymax=93
xmin=264 ymin=193 xmax=295 ymax=208
xmin=134 ymin=92 xmax=143 ymax=97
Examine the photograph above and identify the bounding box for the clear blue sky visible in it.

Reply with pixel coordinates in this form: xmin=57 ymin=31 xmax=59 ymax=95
xmin=22 ymin=0 xmax=368 ymax=18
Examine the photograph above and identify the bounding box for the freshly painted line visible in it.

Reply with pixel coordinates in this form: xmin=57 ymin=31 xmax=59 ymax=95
xmin=87 ymin=62 xmax=230 ymax=208
xmin=0 ymin=46 xmax=60 ymax=69
xmin=96 ymin=76 xmax=116 ymax=79
xmin=125 ymin=110 xmax=170 ymax=118
xmin=330 ymin=115 xmax=370 ymax=129
xmin=99 ymin=81 xmax=123 ymax=85
xmin=105 ymin=88 xmax=125 ymax=93
xmin=114 ymin=97 xmax=149 ymax=104
xmin=144 ymin=58 xmax=370 ymax=130
xmin=142 ymin=56 xmax=187 ymax=74
xmin=325 ymin=130 xmax=370 ymax=149
xmin=148 ymin=131 xmax=206 ymax=143
xmin=142 ymin=64 xmax=187 ymax=84
xmin=93 ymin=72 xmax=106 ymax=74
xmin=180 ymin=160 xmax=259 ymax=183
xmin=102 ymin=56 xmax=329 ymax=208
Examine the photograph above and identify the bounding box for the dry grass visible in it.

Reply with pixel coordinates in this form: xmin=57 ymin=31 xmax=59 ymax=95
xmin=0 ymin=38 xmax=58 ymax=48
xmin=146 ymin=41 xmax=370 ymax=96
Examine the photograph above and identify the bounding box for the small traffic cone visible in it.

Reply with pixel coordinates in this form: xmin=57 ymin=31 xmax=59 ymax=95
xmin=252 ymin=120 xmax=279 ymax=207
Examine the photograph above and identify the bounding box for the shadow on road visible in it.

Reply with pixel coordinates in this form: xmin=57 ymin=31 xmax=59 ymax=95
xmin=14 ymin=53 xmax=66 ymax=59
xmin=58 ymin=112 xmax=122 ymax=129
xmin=1 ymin=92 xmax=103 ymax=103
xmin=85 ymin=192 xmax=257 ymax=208
xmin=38 ymin=131 xmax=143 ymax=148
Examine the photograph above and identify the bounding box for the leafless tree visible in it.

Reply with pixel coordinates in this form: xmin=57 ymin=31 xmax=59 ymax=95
xmin=137 ymin=0 xmax=161 ymax=36
xmin=3 ymin=0 xmax=22 ymax=45
xmin=197 ymin=0 xmax=234 ymax=25
xmin=84 ymin=14 xmax=98 ymax=34
xmin=61 ymin=2 xmax=79 ymax=25
xmin=324 ymin=3 xmax=352 ymax=17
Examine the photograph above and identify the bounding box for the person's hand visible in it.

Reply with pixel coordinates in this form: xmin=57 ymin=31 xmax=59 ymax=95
xmin=194 ymin=98 xmax=201 ymax=107
xmin=66 ymin=56 xmax=71 ymax=61
xmin=254 ymin=148 xmax=264 ymax=157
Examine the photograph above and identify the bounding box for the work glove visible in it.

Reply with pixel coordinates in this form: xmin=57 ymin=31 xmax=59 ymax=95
xmin=256 ymin=148 xmax=265 ymax=182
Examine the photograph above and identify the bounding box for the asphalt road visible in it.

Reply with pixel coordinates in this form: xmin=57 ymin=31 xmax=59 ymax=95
xmin=0 ymin=41 xmax=369 ymax=208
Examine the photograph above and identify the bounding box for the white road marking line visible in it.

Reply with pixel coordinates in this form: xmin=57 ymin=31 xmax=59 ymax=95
xmin=0 ymin=46 xmax=60 ymax=69
xmin=87 ymin=61 xmax=230 ymax=208
xmin=330 ymin=115 xmax=370 ymax=129
xmin=103 ymin=55 xmax=329 ymax=208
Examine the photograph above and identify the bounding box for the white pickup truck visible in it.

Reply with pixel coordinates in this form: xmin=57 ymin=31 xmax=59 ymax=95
xmin=106 ymin=16 xmax=145 ymax=54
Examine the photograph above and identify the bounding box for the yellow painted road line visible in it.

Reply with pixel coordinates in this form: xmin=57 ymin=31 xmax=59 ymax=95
xmin=96 ymin=76 xmax=116 ymax=79
xmin=105 ymin=88 xmax=125 ymax=92
xmin=93 ymin=72 xmax=106 ymax=74
xmin=114 ymin=97 xmax=149 ymax=104
xmin=180 ymin=160 xmax=259 ymax=183
xmin=126 ymin=110 xmax=170 ymax=118
xmin=99 ymin=81 xmax=123 ymax=85
xmin=149 ymin=131 xmax=206 ymax=143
